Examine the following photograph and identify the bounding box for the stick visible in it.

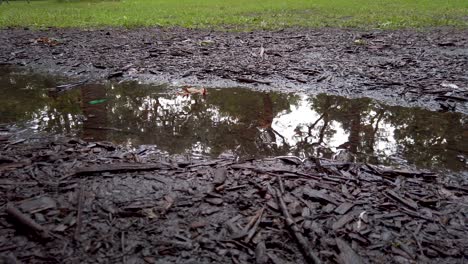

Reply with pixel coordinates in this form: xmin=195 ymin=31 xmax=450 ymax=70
xmin=122 ymin=231 xmax=126 ymax=264
xmin=74 ymin=181 xmax=85 ymax=241
xmin=232 ymin=208 xmax=264 ymax=239
xmin=230 ymin=164 xmax=322 ymax=180
xmin=244 ymin=207 xmax=264 ymax=243
xmin=6 ymin=203 xmax=49 ymax=239
xmin=235 ymin=77 xmax=271 ymax=85
xmin=275 ymin=188 xmax=321 ymax=264
xmin=61 ymin=163 xmax=172 ymax=181
xmin=278 ymin=175 xmax=285 ymax=194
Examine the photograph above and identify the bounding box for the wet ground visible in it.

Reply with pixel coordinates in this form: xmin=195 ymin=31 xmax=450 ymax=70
xmin=1 ymin=27 xmax=468 ymax=264
xmin=1 ymin=28 xmax=467 ymax=114
xmin=1 ymin=66 xmax=467 ymax=172
xmin=1 ymin=122 xmax=467 ymax=264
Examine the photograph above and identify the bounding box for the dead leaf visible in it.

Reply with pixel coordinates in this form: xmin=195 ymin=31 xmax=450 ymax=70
xmin=35 ymin=37 xmax=60 ymax=46
xmin=259 ymin=45 xmax=265 ymax=60
xmin=162 ymin=195 xmax=174 ymax=212
xmin=141 ymin=208 xmax=158 ymax=219
xmin=178 ymin=86 xmax=207 ymax=97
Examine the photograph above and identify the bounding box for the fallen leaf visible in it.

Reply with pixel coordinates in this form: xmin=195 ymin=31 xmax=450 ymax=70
xmin=179 ymin=86 xmax=207 ymax=96
xmin=35 ymin=37 xmax=60 ymax=46
xmin=141 ymin=208 xmax=158 ymax=219
xmin=353 ymin=39 xmax=366 ymax=45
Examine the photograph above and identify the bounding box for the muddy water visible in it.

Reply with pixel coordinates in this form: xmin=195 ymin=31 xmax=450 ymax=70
xmin=1 ymin=67 xmax=467 ymax=171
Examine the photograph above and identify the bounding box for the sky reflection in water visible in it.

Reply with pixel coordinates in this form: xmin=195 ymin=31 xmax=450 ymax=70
xmin=1 ymin=67 xmax=466 ymax=172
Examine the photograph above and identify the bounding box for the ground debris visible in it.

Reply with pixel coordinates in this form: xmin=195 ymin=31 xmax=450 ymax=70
xmin=5 ymin=204 xmax=50 ymax=240
xmin=336 ymin=238 xmax=364 ymax=264
xmin=1 ymin=28 xmax=467 ymax=114
xmin=72 ymin=162 xmax=172 ymax=176
xmin=0 ymin=133 xmax=466 ymax=263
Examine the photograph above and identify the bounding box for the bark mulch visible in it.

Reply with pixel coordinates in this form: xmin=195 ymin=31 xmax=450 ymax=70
xmin=0 ymin=126 xmax=467 ymax=264
xmin=1 ymin=27 xmax=467 ymax=113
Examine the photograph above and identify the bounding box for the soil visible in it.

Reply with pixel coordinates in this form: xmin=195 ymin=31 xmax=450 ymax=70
xmin=0 ymin=128 xmax=467 ymax=264
xmin=0 ymin=27 xmax=467 ymax=113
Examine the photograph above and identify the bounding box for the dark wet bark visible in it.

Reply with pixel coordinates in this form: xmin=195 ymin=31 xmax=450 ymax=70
xmin=0 ymin=131 xmax=466 ymax=264
xmin=0 ymin=27 xmax=466 ymax=114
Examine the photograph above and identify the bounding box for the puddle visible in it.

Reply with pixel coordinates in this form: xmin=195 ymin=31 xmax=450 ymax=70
xmin=1 ymin=67 xmax=467 ymax=172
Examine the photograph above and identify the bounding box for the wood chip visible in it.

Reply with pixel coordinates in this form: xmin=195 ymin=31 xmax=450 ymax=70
xmin=334 ymin=203 xmax=354 ymax=215
xmin=386 ymin=190 xmax=418 ymax=210
xmin=303 ymin=188 xmax=338 ymax=205
xmin=213 ymin=167 xmax=227 ymax=186
xmin=73 ymin=163 xmax=169 ymax=176
xmin=336 ymin=238 xmax=364 ymax=264
xmin=333 ymin=212 xmax=355 ymax=230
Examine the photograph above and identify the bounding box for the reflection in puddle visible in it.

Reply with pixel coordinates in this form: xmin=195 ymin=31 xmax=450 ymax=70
xmin=1 ymin=67 xmax=467 ymax=171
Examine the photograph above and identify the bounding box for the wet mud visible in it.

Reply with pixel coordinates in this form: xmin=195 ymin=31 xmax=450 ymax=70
xmin=0 ymin=27 xmax=467 ymax=114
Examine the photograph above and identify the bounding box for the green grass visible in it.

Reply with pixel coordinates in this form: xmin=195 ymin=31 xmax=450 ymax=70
xmin=0 ymin=0 xmax=467 ymax=30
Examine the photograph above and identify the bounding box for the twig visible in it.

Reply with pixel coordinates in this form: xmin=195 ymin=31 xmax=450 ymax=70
xmin=244 ymin=207 xmax=265 ymax=243
xmin=232 ymin=208 xmax=264 ymax=239
xmin=278 ymin=176 xmax=285 ymax=194
xmin=61 ymin=163 xmax=172 ymax=180
xmin=6 ymin=203 xmax=49 ymax=239
xmin=122 ymin=231 xmax=126 ymax=264
xmin=74 ymin=180 xmax=85 ymax=241
xmin=271 ymin=128 xmax=287 ymax=145
xmin=411 ymin=232 xmax=423 ymax=256
xmin=275 ymin=188 xmax=321 ymax=264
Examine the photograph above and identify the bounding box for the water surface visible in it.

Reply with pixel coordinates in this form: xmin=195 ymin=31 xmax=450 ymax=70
xmin=1 ymin=67 xmax=466 ymax=172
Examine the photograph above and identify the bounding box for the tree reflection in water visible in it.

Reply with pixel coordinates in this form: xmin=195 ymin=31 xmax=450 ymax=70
xmin=0 ymin=67 xmax=466 ymax=172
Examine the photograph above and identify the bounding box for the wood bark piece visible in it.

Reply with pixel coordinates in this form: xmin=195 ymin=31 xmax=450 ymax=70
xmin=381 ymin=168 xmax=435 ymax=178
xmin=74 ymin=181 xmax=85 ymax=241
xmin=444 ymin=184 xmax=468 ymax=193
xmin=0 ymin=135 xmax=11 ymax=142
xmin=73 ymin=163 xmax=169 ymax=176
xmin=230 ymin=164 xmax=322 ymax=180
xmin=213 ymin=168 xmax=227 ymax=186
xmin=18 ymin=196 xmax=57 ymax=214
xmin=336 ymin=238 xmax=364 ymax=264
xmin=255 ymin=241 xmax=268 ymax=264
xmin=386 ymin=190 xmax=418 ymax=210
xmin=333 ymin=212 xmax=355 ymax=230
xmin=267 ymin=252 xmax=294 ymax=264
xmin=303 ymin=188 xmax=338 ymax=205
xmin=235 ymin=77 xmax=271 ymax=85
xmin=5 ymin=203 xmax=50 ymax=240
xmin=232 ymin=208 xmax=264 ymax=240
xmin=275 ymin=188 xmax=321 ymax=264
xmin=245 ymin=207 xmax=264 ymax=243
xmin=186 ymin=160 xmax=220 ymax=168
xmin=334 ymin=203 xmax=354 ymax=215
